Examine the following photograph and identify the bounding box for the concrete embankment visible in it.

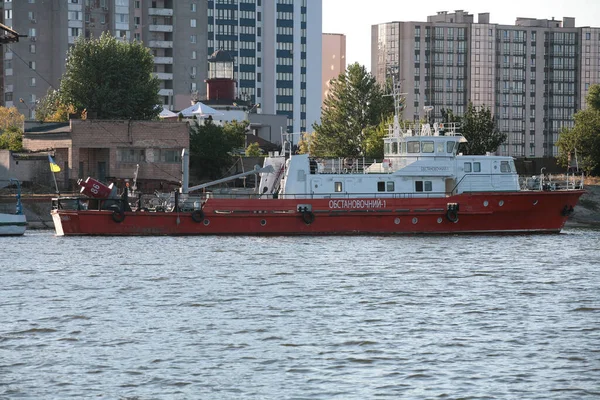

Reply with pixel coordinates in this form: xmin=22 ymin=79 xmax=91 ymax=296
xmin=3 ymin=186 xmax=600 ymax=231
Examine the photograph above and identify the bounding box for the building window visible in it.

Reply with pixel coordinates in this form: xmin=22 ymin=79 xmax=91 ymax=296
xmin=29 ymin=77 xmax=36 ymax=87
xmin=29 ymin=44 xmax=36 ymax=53
xmin=190 ymin=19 xmax=196 ymax=28
xmin=135 ymin=0 xmax=140 ymax=8
xmin=191 ymin=3 xmax=197 ymax=12
xmin=190 ymin=35 xmax=197 ymax=43
xmin=191 ymin=51 xmax=197 ymax=59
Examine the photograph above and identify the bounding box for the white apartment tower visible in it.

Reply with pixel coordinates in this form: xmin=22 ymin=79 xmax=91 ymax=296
xmin=372 ymin=11 xmax=600 ymax=158
xmin=208 ymin=0 xmax=322 ymax=134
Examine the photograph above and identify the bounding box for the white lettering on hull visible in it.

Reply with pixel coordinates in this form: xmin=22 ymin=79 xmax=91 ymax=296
xmin=328 ymin=199 xmax=387 ymax=209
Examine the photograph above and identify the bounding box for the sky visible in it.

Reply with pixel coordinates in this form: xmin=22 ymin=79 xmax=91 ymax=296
xmin=322 ymin=0 xmax=600 ymax=72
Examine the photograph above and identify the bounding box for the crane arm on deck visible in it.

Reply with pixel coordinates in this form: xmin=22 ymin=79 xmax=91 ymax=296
xmin=185 ymin=164 xmax=274 ymax=193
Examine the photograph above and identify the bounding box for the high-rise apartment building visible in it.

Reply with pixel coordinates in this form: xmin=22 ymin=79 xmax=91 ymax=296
xmin=207 ymin=0 xmax=322 ymax=134
xmin=2 ymin=0 xmax=207 ymax=115
xmin=372 ymin=11 xmax=600 ymax=158
xmin=322 ymin=33 xmax=346 ymax=105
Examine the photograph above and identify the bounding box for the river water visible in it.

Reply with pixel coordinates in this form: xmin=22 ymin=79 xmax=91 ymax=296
xmin=1 ymin=228 xmax=599 ymax=399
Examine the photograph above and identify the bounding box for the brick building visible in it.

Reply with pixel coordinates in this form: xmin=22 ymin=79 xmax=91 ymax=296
xmin=23 ymin=119 xmax=189 ymax=192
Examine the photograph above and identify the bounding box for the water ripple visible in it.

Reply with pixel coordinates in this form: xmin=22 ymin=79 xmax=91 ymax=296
xmin=0 ymin=229 xmax=599 ymax=399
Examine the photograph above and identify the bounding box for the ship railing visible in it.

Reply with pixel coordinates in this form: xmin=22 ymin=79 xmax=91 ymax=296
xmin=387 ymin=122 xmax=462 ymax=138
xmin=311 ymin=157 xmax=406 ymax=175
xmin=520 ymin=172 xmax=584 ymax=191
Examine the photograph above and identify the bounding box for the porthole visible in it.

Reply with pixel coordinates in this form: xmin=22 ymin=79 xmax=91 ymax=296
xmin=260 ymin=219 xmax=267 ymax=226
xmin=412 ymin=217 xmax=418 ymax=224
xmin=499 ymin=200 xmax=504 ymax=207
xmin=203 ymin=219 xmax=210 ymax=226
xmin=394 ymin=217 xmax=400 ymax=225
xmin=483 ymin=200 xmax=489 ymax=207
xmin=437 ymin=217 xmax=443 ymax=224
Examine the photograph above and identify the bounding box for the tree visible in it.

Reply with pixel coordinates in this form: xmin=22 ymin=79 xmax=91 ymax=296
xmin=363 ymin=117 xmax=393 ymax=160
xmin=58 ymin=32 xmax=160 ymax=120
xmin=0 ymin=107 xmax=24 ymax=151
xmin=557 ymin=84 xmax=600 ymax=175
xmin=189 ymin=120 xmax=249 ymax=180
xmin=245 ymin=142 xmax=262 ymax=157
xmin=222 ymin=119 xmax=248 ymax=151
xmin=312 ymin=63 xmax=393 ymax=157
xmin=0 ymin=106 xmax=24 ymax=131
xmin=443 ymin=103 xmax=506 ymax=155
xmin=0 ymin=126 xmax=24 ymax=151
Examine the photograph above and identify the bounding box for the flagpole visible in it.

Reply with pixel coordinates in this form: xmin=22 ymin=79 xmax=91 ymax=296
xmin=51 ymin=169 xmax=60 ymax=195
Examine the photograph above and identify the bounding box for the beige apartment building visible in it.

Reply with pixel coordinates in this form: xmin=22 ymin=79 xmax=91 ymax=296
xmin=322 ymin=33 xmax=346 ymax=105
xmin=2 ymin=0 xmax=207 ymax=114
xmin=372 ymin=11 xmax=600 ymax=158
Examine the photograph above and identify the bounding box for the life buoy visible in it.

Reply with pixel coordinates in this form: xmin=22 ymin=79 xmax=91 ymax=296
xmin=301 ymin=210 xmax=315 ymax=225
xmin=191 ymin=209 xmax=204 ymax=223
xmin=446 ymin=208 xmax=458 ymax=223
xmin=112 ymin=209 xmax=125 ymax=223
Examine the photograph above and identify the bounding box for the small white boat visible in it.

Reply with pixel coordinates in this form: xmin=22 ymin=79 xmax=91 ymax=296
xmin=0 ymin=179 xmax=26 ymax=236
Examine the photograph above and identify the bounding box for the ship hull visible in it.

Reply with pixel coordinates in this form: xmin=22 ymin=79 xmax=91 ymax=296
xmin=51 ymin=191 xmax=584 ymax=236
xmin=0 ymin=213 xmax=27 ymax=236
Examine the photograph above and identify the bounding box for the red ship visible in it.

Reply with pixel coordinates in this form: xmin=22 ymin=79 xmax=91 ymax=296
xmin=51 ymin=80 xmax=583 ymax=236
xmin=51 ymin=124 xmax=583 ymax=236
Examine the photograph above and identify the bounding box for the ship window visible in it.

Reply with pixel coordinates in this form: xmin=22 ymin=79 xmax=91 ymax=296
xmin=407 ymin=141 xmax=420 ymax=153
xmin=437 ymin=143 xmax=444 ymax=153
xmin=401 ymin=141 xmax=407 ymax=153
xmin=415 ymin=181 xmax=423 ymax=192
xmin=387 ymin=181 xmax=395 ymax=191
xmin=464 ymin=162 xmax=472 ymax=172
xmin=422 ymin=141 xmax=434 ymax=153
xmin=377 ymin=181 xmax=385 ymax=192
xmin=392 ymin=142 xmax=398 ymax=154
xmin=384 ymin=142 xmax=390 ymax=154
xmin=424 ymin=181 xmax=432 ymax=191
xmin=500 ymin=161 xmax=511 ymax=173
xmin=447 ymin=141 xmax=455 ymax=153
xmin=335 ymin=182 xmax=343 ymax=192
xmin=473 ymin=162 xmax=481 ymax=172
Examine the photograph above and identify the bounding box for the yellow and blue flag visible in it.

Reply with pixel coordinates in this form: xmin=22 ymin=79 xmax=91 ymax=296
xmin=48 ymin=154 xmax=61 ymax=173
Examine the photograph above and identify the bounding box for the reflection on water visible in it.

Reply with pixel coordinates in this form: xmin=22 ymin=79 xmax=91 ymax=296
xmin=1 ymin=228 xmax=599 ymax=399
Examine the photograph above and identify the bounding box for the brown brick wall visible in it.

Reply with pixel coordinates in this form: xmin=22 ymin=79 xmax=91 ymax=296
xmin=23 ymin=120 xmax=190 ymax=190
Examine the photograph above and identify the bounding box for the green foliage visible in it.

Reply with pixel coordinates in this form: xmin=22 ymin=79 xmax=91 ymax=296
xmin=222 ymin=119 xmax=248 ymax=150
xmin=557 ymin=85 xmax=600 ymax=175
xmin=189 ymin=120 xmax=249 ymax=180
xmin=245 ymin=142 xmax=262 ymax=157
xmin=0 ymin=106 xmax=24 ymax=130
xmin=363 ymin=117 xmax=392 ymax=159
xmin=59 ymin=32 xmax=160 ymax=120
xmin=442 ymin=103 xmax=507 ymax=155
xmin=313 ymin=63 xmax=393 ymax=157
xmin=0 ymin=126 xmax=24 ymax=151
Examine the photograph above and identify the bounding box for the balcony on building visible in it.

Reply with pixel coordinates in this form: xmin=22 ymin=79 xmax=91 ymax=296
xmin=148 ymin=8 xmax=174 ymax=17
xmin=149 ymin=40 xmax=173 ymax=48
xmin=154 ymin=57 xmax=174 ymax=65
xmin=149 ymin=24 xmax=173 ymax=32
xmin=158 ymin=89 xmax=174 ymax=96
xmin=154 ymin=73 xmax=174 ymax=81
